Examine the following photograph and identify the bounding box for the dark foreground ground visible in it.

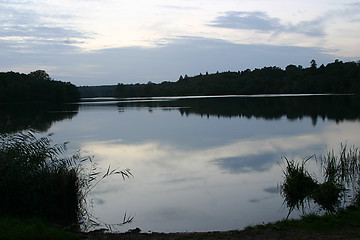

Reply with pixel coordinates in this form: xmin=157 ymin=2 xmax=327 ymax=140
xmin=79 ymin=209 xmax=360 ymax=240
xmin=2 ymin=208 xmax=360 ymax=240
xmin=80 ymin=228 xmax=360 ymax=240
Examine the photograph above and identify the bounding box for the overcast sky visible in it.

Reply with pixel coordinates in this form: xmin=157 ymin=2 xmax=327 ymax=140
xmin=1 ymin=0 xmax=360 ymax=86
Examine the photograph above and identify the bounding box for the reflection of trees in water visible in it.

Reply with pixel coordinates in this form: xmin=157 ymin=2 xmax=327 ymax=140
xmin=0 ymin=103 xmax=79 ymax=133
xmin=116 ymin=95 xmax=360 ymax=126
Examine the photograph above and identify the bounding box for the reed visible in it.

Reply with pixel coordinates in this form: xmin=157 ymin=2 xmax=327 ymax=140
xmin=280 ymin=144 xmax=360 ymax=218
xmin=0 ymin=130 xmax=131 ymax=230
xmin=280 ymin=156 xmax=318 ymax=218
xmin=320 ymin=144 xmax=360 ymax=192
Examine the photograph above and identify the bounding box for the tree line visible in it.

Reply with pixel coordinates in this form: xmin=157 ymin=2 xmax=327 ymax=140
xmin=0 ymin=70 xmax=80 ymax=104
xmin=112 ymin=60 xmax=360 ymax=98
xmin=78 ymin=85 xmax=115 ymax=98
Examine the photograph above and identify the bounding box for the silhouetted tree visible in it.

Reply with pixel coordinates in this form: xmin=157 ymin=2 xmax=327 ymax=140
xmin=29 ymin=70 xmax=52 ymax=81
xmin=0 ymin=70 xmax=79 ymax=103
xmin=311 ymin=59 xmax=317 ymax=69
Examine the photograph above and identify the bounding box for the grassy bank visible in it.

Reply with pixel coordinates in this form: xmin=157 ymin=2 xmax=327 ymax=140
xmin=2 ymin=207 xmax=359 ymax=240
xmin=245 ymin=207 xmax=360 ymax=234
xmin=81 ymin=208 xmax=360 ymax=240
xmin=0 ymin=217 xmax=79 ymax=240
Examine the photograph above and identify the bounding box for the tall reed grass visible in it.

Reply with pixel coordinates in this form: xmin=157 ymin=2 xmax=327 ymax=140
xmin=0 ymin=130 xmax=131 ymax=230
xmin=280 ymin=144 xmax=360 ymax=218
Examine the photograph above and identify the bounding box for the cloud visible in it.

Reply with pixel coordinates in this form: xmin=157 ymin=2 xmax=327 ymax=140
xmin=289 ymin=18 xmax=325 ymax=37
xmin=209 ymin=11 xmax=325 ymax=37
xmin=0 ymin=25 xmax=88 ymax=50
xmin=210 ymin=11 xmax=284 ymax=32
xmin=0 ymin=0 xmax=90 ymax=54
xmin=0 ymin=25 xmax=85 ymax=39
xmin=0 ymin=36 xmax=335 ymax=85
xmin=157 ymin=4 xmax=199 ymax=11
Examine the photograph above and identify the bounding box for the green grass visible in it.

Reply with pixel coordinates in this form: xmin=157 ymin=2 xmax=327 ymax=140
xmin=245 ymin=207 xmax=360 ymax=236
xmin=0 ymin=217 xmax=80 ymax=240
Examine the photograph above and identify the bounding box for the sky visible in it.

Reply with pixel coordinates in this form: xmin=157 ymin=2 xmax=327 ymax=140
xmin=1 ymin=0 xmax=360 ymax=86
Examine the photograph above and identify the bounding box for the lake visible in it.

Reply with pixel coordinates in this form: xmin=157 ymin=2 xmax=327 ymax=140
xmin=2 ymin=94 xmax=360 ymax=233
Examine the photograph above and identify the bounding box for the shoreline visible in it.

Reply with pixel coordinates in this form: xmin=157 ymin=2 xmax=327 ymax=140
xmin=1 ymin=208 xmax=359 ymax=240
xmin=81 ymin=227 xmax=359 ymax=240
xmin=80 ymin=208 xmax=360 ymax=240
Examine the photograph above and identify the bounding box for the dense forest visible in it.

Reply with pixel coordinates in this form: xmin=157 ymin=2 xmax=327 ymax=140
xmin=0 ymin=70 xmax=80 ymax=104
xmin=110 ymin=60 xmax=360 ymax=98
xmin=78 ymin=85 xmax=115 ymax=98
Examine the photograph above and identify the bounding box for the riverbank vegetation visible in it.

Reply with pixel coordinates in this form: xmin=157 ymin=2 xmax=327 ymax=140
xmin=281 ymin=144 xmax=360 ymax=218
xmin=0 ymin=131 xmax=132 ymax=234
xmin=0 ymin=131 xmax=85 ymax=226
xmin=0 ymin=70 xmax=80 ymax=104
xmin=109 ymin=59 xmax=360 ymax=98
xmin=0 ymin=217 xmax=80 ymax=240
xmin=243 ymin=207 xmax=360 ymax=239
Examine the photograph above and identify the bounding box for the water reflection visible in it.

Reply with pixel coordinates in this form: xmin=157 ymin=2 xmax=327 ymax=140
xmin=109 ymin=95 xmax=360 ymax=125
xmin=79 ymin=119 xmax=360 ymax=232
xmin=0 ymin=103 xmax=79 ymax=133
xmin=213 ymin=153 xmax=279 ymax=173
xmin=37 ymin=95 xmax=360 ymax=232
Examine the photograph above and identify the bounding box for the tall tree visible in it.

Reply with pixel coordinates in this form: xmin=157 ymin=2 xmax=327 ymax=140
xmin=29 ymin=70 xmax=52 ymax=81
xmin=310 ymin=59 xmax=317 ymax=69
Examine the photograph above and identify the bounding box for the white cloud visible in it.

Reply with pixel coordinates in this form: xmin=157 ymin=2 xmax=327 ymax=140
xmin=2 ymin=0 xmax=359 ymax=51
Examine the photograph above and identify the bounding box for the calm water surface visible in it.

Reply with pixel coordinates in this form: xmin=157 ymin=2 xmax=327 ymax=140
xmin=3 ymin=95 xmax=360 ymax=232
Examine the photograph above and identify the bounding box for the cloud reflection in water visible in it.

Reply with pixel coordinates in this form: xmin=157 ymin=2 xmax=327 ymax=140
xmin=78 ymin=121 xmax=360 ymax=232
xmin=45 ymin=96 xmax=360 ymax=233
xmin=213 ymin=154 xmax=278 ymax=173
